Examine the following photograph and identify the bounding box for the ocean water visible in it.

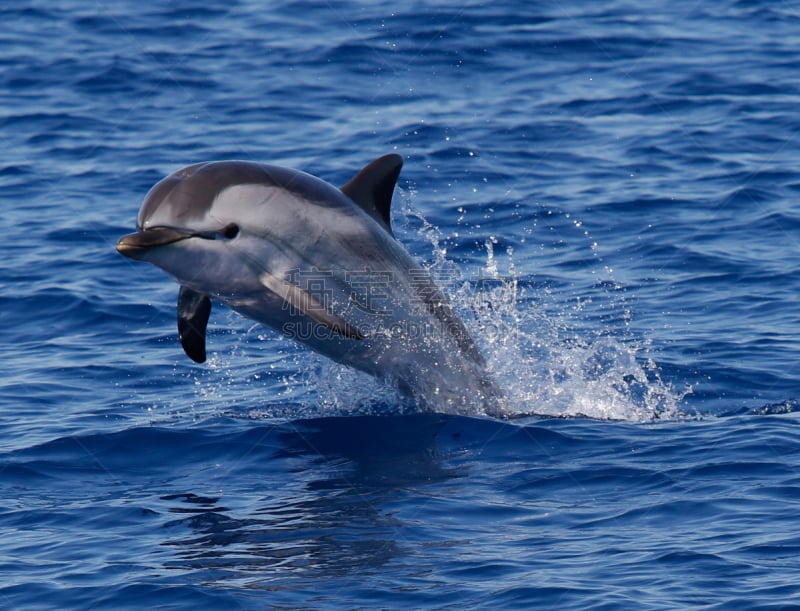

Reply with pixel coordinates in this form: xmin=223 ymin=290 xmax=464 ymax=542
xmin=2 ymin=0 xmax=800 ymax=608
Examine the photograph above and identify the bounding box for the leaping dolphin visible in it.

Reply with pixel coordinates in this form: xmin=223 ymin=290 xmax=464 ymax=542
xmin=117 ymin=154 xmax=501 ymax=415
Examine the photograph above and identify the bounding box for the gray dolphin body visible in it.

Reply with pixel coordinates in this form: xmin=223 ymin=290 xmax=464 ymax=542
xmin=117 ymin=154 xmax=500 ymax=414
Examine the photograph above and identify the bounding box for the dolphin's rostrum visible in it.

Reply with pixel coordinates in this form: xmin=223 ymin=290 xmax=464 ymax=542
xmin=117 ymin=154 xmax=501 ymax=415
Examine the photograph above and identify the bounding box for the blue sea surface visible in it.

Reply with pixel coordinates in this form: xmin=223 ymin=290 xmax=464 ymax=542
xmin=2 ymin=1 xmax=800 ymax=608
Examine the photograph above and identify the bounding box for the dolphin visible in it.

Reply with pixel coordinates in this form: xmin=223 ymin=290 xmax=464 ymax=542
xmin=117 ymin=154 xmax=501 ymax=415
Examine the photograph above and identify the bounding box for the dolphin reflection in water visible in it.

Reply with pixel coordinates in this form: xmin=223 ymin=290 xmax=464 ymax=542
xmin=117 ymin=154 xmax=503 ymax=416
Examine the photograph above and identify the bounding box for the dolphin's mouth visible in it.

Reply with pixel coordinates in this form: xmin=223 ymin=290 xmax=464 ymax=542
xmin=116 ymin=226 xmax=195 ymax=257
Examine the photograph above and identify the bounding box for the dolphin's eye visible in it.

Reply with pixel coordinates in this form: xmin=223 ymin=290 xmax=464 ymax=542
xmin=222 ymin=223 xmax=240 ymax=239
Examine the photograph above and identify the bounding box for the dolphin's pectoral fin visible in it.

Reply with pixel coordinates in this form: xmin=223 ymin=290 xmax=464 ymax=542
xmin=304 ymin=304 xmax=365 ymax=340
xmin=177 ymin=286 xmax=212 ymax=363
xmin=340 ymin=154 xmax=403 ymax=236
xmin=259 ymin=273 xmax=365 ymax=340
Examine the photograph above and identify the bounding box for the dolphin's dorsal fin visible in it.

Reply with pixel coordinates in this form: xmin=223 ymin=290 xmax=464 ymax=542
xmin=341 ymin=154 xmax=403 ymax=236
xmin=177 ymin=286 xmax=212 ymax=363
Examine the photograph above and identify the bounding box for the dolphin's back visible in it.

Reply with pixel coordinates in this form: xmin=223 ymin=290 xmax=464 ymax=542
xmin=138 ymin=161 xmax=348 ymax=230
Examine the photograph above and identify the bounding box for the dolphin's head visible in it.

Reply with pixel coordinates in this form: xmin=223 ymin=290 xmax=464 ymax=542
xmin=116 ymin=161 xmax=299 ymax=295
xmin=117 ymin=163 xmax=250 ymax=290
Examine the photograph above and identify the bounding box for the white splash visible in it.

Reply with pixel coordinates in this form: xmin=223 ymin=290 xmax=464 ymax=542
xmin=446 ymin=236 xmax=686 ymax=422
xmin=398 ymin=196 xmax=687 ymax=422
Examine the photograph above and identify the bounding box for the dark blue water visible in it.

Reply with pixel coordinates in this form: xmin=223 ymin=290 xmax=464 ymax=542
xmin=2 ymin=1 xmax=800 ymax=608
